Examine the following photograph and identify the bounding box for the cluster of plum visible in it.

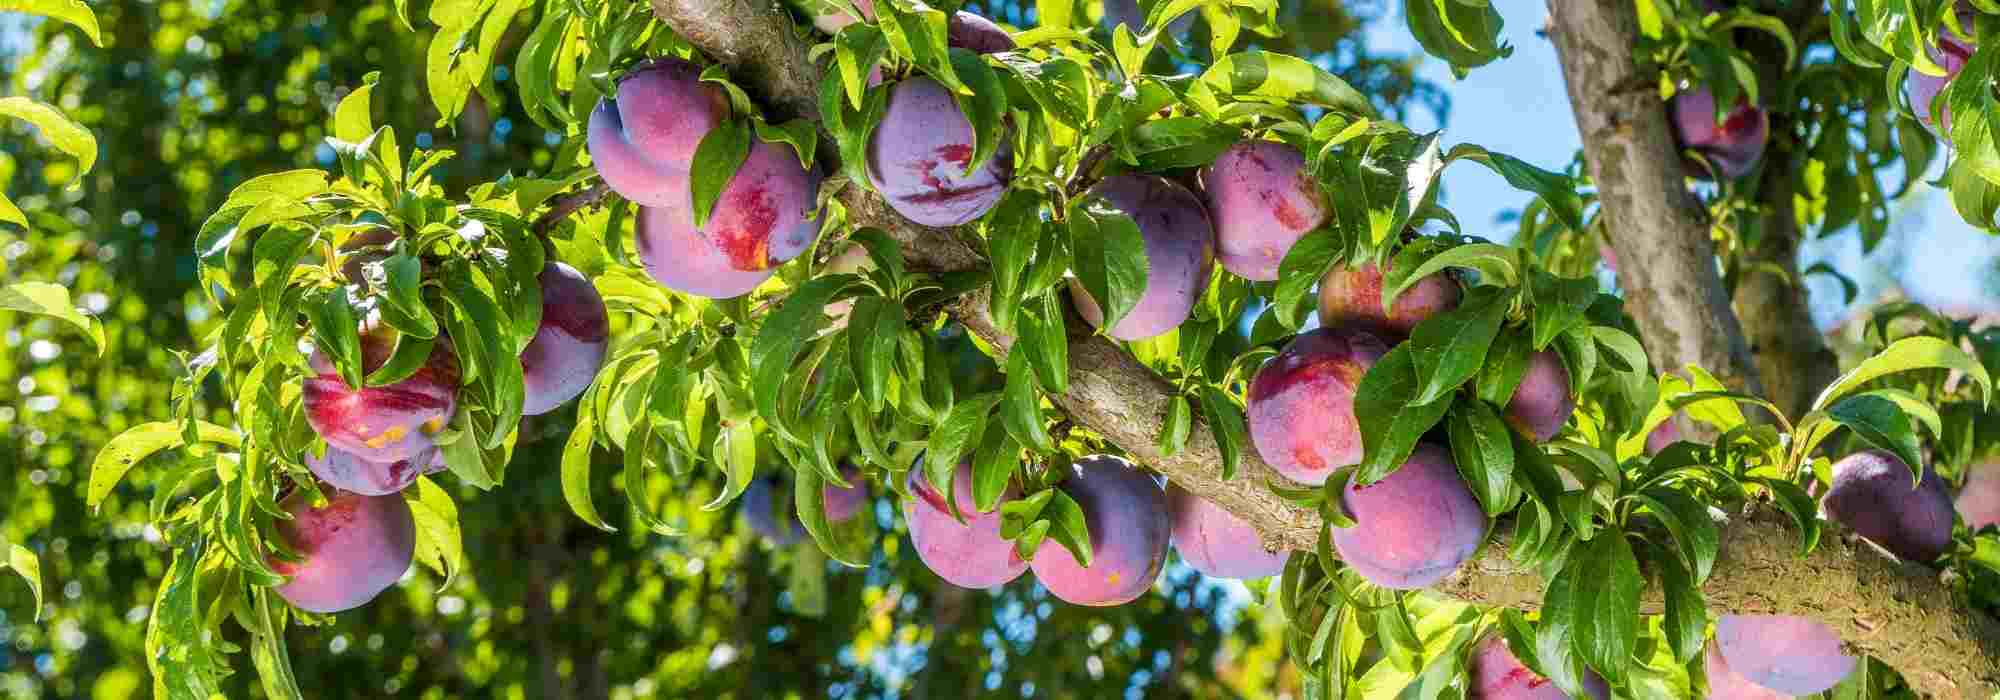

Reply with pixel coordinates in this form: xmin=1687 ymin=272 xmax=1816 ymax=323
xmin=1467 ymin=612 xmax=1859 ymax=698
xmin=272 ymin=252 xmax=610 ymax=613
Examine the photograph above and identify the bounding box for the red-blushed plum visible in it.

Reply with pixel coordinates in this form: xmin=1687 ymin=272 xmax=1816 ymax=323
xmin=1030 ymin=456 xmax=1171 ymax=606
xmin=866 ymin=77 xmax=1014 ymax=227
xmin=1958 ymin=458 xmax=2000 ymax=531
xmin=1167 ymin=485 xmax=1288 ymax=580
xmin=1200 ymin=139 xmax=1326 ymax=281
xmin=1329 ymin=444 xmax=1487 ymax=589
xmin=904 ymin=459 xmax=1030 ymax=589
xmin=304 ymin=446 xmax=437 ymax=497
xmin=635 ymin=204 xmax=776 ymax=298
xmin=1823 ymin=449 xmax=1954 ymax=562
xmin=1906 ymin=19 xmax=1975 ymax=134
xmin=810 ymin=0 xmax=873 ymax=34
xmin=741 ymin=476 xmax=804 ymax=546
xmin=520 ymin=262 xmax=609 ymax=416
xmin=586 ymin=58 xmax=728 ymax=208
xmin=947 ymin=11 xmax=1015 ymax=54
xmin=303 ymin=323 xmax=459 ymax=464
xmin=1467 ymin=634 xmax=1608 ymax=700
xmin=1503 ymin=350 xmax=1575 ymax=443
xmin=1245 ymin=327 xmax=1389 ymax=485
xmin=1713 ymin=614 xmax=1856 ymax=696
xmin=1703 ymin=642 xmax=1788 ymax=700
xmin=694 ymin=138 xmax=821 ymax=272
xmin=1066 ymin=175 xmax=1216 ymax=340
xmin=1645 ymin=414 xmax=1684 ymax=456
xmin=1316 ymin=261 xmax=1462 ymax=336
xmin=269 ymin=489 xmax=416 ymax=614
xmin=1668 ymin=87 xmax=1769 ymax=179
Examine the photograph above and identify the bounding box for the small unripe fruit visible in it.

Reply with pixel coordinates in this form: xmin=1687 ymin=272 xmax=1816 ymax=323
xmin=1030 ymin=456 xmax=1170 ymax=606
xmin=1711 ymin=614 xmax=1855 ymax=696
xmin=1823 ymin=449 xmax=1954 ymax=562
xmin=1201 ymin=140 xmax=1327 ymax=281
xmin=270 ymin=489 xmax=416 ymax=613
xmin=1329 ymin=444 xmax=1487 ymax=590
xmin=1317 ymin=262 xmax=1461 ymax=336
xmin=1167 ymin=485 xmax=1288 ymax=580
xmin=520 ymin=262 xmax=610 ymax=416
xmin=1246 ymin=327 xmax=1389 ymax=485
xmin=905 ymin=459 xmax=1030 ymax=589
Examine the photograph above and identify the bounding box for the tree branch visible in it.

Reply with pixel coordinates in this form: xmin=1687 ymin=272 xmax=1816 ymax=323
xmin=650 ymin=0 xmax=2000 ymax=693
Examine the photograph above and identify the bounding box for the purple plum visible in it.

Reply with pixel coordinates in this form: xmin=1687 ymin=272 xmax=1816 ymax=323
xmin=1669 ymin=87 xmax=1769 ymax=180
xmin=948 ymin=11 xmax=1015 ymax=55
xmin=1201 ymin=139 xmax=1327 ymax=281
xmin=303 ymin=322 xmax=460 ymax=464
xmin=1823 ymin=449 xmax=1955 ymax=562
xmin=1330 ymin=444 xmax=1487 ymax=589
xmin=269 ymin=489 xmax=416 ymax=613
xmin=1712 ymin=614 xmax=1855 ymax=696
xmin=1168 ymin=485 xmax=1288 ymax=579
xmin=304 ymin=446 xmax=437 ymax=497
xmin=1067 ymin=174 xmax=1217 ymax=340
xmin=1467 ymin=634 xmax=1609 ymax=699
xmin=1645 ymin=415 xmax=1684 ymax=456
xmin=635 ymin=204 xmax=776 ymax=298
xmin=866 ymin=77 xmax=1014 ymax=227
xmin=1246 ymin=327 xmax=1390 ymax=485
xmin=904 ymin=459 xmax=1030 ymax=589
xmin=1317 ymin=261 xmax=1462 ymax=337
xmin=741 ymin=476 xmax=803 ymax=546
xmin=1503 ymin=350 xmax=1575 ymax=444
xmin=1030 ymin=455 xmax=1171 ymax=606
xmin=587 ymin=58 xmax=729 ymax=208
xmin=1958 ymin=458 xmax=2000 ymax=531
xmin=1907 ymin=23 xmax=1975 ymax=135
xmin=520 ymin=262 xmax=609 ymax=416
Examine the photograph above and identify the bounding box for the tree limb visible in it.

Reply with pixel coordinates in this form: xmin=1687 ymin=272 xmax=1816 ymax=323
xmin=648 ymin=0 xmax=2000 ymax=693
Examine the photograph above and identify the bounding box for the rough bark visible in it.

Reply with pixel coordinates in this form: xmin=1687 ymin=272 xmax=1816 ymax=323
xmin=1546 ymin=0 xmax=1764 ymax=398
xmin=648 ymin=0 xmax=2000 ymax=693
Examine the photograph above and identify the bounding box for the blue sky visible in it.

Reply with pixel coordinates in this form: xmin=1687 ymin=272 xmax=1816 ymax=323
xmin=1363 ymin=0 xmax=2000 ymax=328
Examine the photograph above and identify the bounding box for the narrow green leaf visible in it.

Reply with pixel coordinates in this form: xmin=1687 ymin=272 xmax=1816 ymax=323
xmin=560 ymin=416 xmax=616 ymax=531
xmin=5 ymin=544 xmax=42 ymax=621
xmin=89 ymin=421 xmax=239 ymax=510
xmin=689 ymin=120 xmax=752 ymax=229
xmin=0 ymin=281 xmax=104 ymax=353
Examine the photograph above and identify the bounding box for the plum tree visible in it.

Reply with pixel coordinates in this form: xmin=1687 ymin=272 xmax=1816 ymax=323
xmin=1710 ymin=614 xmax=1856 ymax=696
xmin=269 ymin=489 xmax=417 ymax=614
xmin=635 ymin=203 xmax=777 ymax=298
xmin=1246 ymin=327 xmax=1389 ymax=485
xmin=1067 ymin=174 xmax=1217 ymax=340
xmin=520 ymin=262 xmax=610 ymax=416
xmin=1030 ymin=456 xmax=1171 ymax=606
xmin=904 ymin=459 xmax=1029 ymax=589
xmin=1822 ymin=449 xmax=1955 ymax=562
xmin=1905 ymin=18 xmax=1975 ymax=134
xmin=1668 ymin=86 xmax=1770 ymax=179
xmin=304 ymin=446 xmax=436 ymax=497
xmin=303 ymin=323 xmax=460 ymax=464
xmin=1958 ymin=458 xmax=2000 ymax=531
xmin=864 ymin=12 xmax=1015 ymax=227
xmin=1167 ymin=485 xmax=1288 ymax=580
xmin=1502 ymin=350 xmax=1575 ymax=443
xmin=1316 ymin=262 xmax=1462 ymax=336
xmin=1467 ymin=634 xmax=1608 ymax=699
xmin=1200 ymin=139 xmax=1326 ymax=281
xmin=1329 ymin=444 xmax=1487 ymax=589
xmin=586 ymin=58 xmax=727 ymax=208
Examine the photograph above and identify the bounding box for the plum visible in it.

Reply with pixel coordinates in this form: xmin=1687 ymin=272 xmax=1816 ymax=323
xmin=587 ymin=58 xmax=729 ymax=208
xmin=1030 ymin=455 xmax=1171 ymax=606
xmin=1167 ymin=485 xmax=1288 ymax=579
xmin=904 ymin=458 xmax=1030 ymax=589
xmin=303 ymin=323 xmax=460 ymax=464
xmin=1246 ymin=327 xmax=1390 ymax=485
xmin=743 ymin=468 xmax=868 ymax=546
xmin=1703 ymin=642 xmax=1788 ymax=700
xmin=1644 ymin=415 xmax=1683 ymax=456
xmin=1906 ymin=25 xmax=1975 ymax=134
xmin=269 ymin=489 xmax=416 ymax=613
xmin=520 ymin=262 xmax=609 ymax=416
xmin=1822 ymin=449 xmax=1954 ymax=562
xmin=1669 ymin=86 xmax=1769 ymax=180
xmin=1503 ymin=350 xmax=1575 ymax=443
xmin=635 ymin=204 xmax=777 ymax=298
xmin=866 ymin=77 xmax=1014 ymax=227
xmin=1316 ymin=261 xmax=1462 ymax=336
xmin=1067 ymin=174 xmax=1217 ymax=341
xmin=947 ymin=11 xmax=1015 ymax=55
xmin=1467 ymin=634 xmax=1608 ymax=700
xmin=1712 ymin=614 xmax=1855 ymax=696
xmin=304 ymin=446 xmax=437 ymax=497
xmin=1330 ymin=444 xmax=1487 ymax=589
xmin=1201 ymin=139 xmax=1327 ymax=281
xmin=1958 ymin=458 xmax=2000 ymax=531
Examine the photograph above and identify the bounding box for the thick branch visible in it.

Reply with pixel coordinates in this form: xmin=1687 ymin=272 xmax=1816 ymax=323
xmin=1546 ymin=0 xmax=1764 ymax=397
xmin=652 ymin=0 xmax=1999 ymax=693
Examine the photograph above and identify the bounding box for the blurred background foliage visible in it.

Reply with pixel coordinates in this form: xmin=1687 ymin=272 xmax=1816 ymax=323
xmin=0 ymin=1 xmax=1438 ymax=697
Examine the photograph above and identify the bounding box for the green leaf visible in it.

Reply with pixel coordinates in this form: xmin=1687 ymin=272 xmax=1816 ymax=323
xmin=374 ymin=252 xmax=438 ymax=339
xmin=1445 ymin=146 xmax=1583 ymax=233
xmin=1652 ymin=544 xmax=1707 ymax=665
xmin=749 ymin=276 xmax=851 ymax=442
xmin=89 ymin=421 xmax=239 ymax=510
xmin=1041 ymin=488 xmax=1094 ymax=567
xmin=1528 ymin=269 xmax=1597 ymax=350
xmin=363 ymin=331 xmax=435 ymax=387
xmin=1068 ymin=196 xmax=1150 ymax=333
xmin=1200 ymin=51 xmax=1377 ymax=118
xmin=403 ymin=476 xmax=464 ymax=591
xmin=1447 ymin=400 xmax=1517 ymax=516
xmin=972 ymin=428 xmax=1021 ymax=512
xmin=1002 ymin=351 xmax=1055 ymax=453
xmin=1814 ymin=336 xmax=1993 ymax=410
xmin=560 ymin=416 xmax=616 ymax=532
xmin=1353 ymin=345 xmax=1456 ymax=484
xmin=0 ymin=97 xmax=96 ymax=180
xmin=1825 ymin=394 xmax=1924 ymax=480
xmin=0 ymin=0 xmax=102 ymax=45
xmin=1159 ymin=394 xmax=1192 ymax=457
xmin=5 ymin=544 xmax=42 ymax=621
xmin=926 ymin=392 xmax=1003 ymax=514
xmin=1632 ymin=488 xmax=1718 ymax=583
xmin=1021 ymin=294 xmax=1070 ymax=394
xmin=1386 ymin=241 xmax=1518 ymax=295
xmin=1403 ymin=0 xmax=1511 ymax=76
xmin=946 ymin=48 xmax=1009 ymax=177
xmin=689 ymin=119 xmax=752 ymax=230
xmin=1200 ymin=386 xmax=1249 ymax=480
xmin=333 ymin=72 xmax=380 ymax=143
xmin=1272 ymin=229 xmax=1344 ymax=330
xmin=1556 ymin=531 xmax=1641 ymax=685
xmin=1406 ymin=285 xmax=1508 ymax=404
xmin=1753 ymin=477 xmax=1821 ymax=555
xmin=985 ymin=191 xmax=1042 ymax=332
xmin=0 ymin=281 xmax=105 ymax=353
